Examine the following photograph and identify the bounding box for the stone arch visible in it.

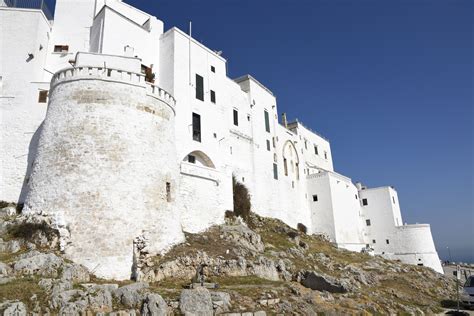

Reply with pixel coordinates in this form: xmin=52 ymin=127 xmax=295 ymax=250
xmin=183 ymin=150 xmax=216 ymax=169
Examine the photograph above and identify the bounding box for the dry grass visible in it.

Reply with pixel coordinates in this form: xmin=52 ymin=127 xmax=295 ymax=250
xmin=0 ymin=276 xmax=50 ymax=311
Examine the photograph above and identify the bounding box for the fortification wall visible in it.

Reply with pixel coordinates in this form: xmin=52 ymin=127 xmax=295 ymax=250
xmin=23 ymin=67 xmax=184 ymax=280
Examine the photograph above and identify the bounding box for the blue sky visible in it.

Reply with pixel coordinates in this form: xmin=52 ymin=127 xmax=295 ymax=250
xmin=48 ymin=0 xmax=474 ymax=262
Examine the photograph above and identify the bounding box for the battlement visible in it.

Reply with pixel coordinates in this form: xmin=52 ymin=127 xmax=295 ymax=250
xmin=51 ymin=66 xmax=176 ymax=110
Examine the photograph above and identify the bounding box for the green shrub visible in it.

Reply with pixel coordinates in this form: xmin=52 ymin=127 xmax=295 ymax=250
xmin=232 ymin=176 xmax=251 ymax=224
xmin=7 ymin=222 xmax=58 ymax=242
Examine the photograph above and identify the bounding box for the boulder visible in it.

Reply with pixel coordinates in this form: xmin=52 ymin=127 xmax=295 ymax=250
xmin=13 ymin=251 xmax=63 ymax=277
xmin=0 ymin=239 xmax=21 ymax=253
xmin=210 ymin=291 xmax=231 ymax=312
xmin=300 ymin=271 xmax=348 ymax=293
xmin=113 ymin=282 xmax=148 ymax=308
xmin=221 ymin=224 xmax=265 ymax=253
xmin=86 ymin=286 xmax=113 ymax=313
xmin=61 ymin=262 xmax=90 ymax=283
xmin=0 ymin=261 xmax=12 ymax=276
xmin=179 ymin=287 xmax=213 ymax=316
xmin=0 ymin=301 xmax=27 ymax=316
xmin=141 ymin=293 xmax=168 ymax=316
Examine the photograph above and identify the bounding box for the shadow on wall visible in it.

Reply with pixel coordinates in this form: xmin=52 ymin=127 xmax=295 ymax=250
xmin=18 ymin=122 xmax=43 ymax=204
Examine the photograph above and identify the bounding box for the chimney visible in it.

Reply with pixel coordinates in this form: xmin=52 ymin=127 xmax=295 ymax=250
xmin=282 ymin=113 xmax=288 ymax=128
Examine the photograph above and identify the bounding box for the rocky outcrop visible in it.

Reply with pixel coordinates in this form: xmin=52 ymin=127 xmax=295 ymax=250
xmin=179 ymin=287 xmax=214 ymax=316
xmin=299 ymin=271 xmax=348 ymax=293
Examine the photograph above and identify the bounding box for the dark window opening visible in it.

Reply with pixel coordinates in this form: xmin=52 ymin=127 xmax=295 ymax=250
xmin=195 ymin=74 xmax=204 ymax=101
xmin=210 ymin=90 xmax=216 ymax=103
xmin=312 ymin=195 xmax=318 ymax=202
xmin=417 ymin=263 xmax=424 ymax=266
xmin=54 ymin=45 xmax=69 ymax=53
xmin=188 ymin=155 xmax=196 ymax=164
xmin=392 ymin=196 xmax=396 ymax=204
xmin=324 ymin=151 xmax=328 ymax=159
xmin=355 ymin=194 xmax=358 ymax=200
xmin=38 ymin=90 xmax=48 ymax=103
xmin=210 ymin=65 xmax=215 ymax=73
xmin=386 ymin=239 xmax=390 ymax=244
xmin=372 ymin=239 xmax=376 ymax=244
xmin=266 ymin=140 xmax=271 ymax=151
xmin=283 ymin=158 xmax=288 ymax=176
xmin=314 ymin=145 xmax=318 ymax=155
xmin=233 ymin=109 xmax=238 ymax=126
xmin=366 ymin=219 xmax=371 ymax=226
xmin=192 ymin=112 xmax=201 ymax=142
xmin=295 ymin=162 xmax=299 ymax=180
xmin=264 ymin=110 xmax=270 ymax=133
xmin=166 ymin=182 xmax=171 ymax=202
xmin=362 ymin=198 xmax=368 ymax=206
xmin=273 ymin=163 xmax=278 ymax=180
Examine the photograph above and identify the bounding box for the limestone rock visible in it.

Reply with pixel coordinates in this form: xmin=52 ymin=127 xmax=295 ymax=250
xmin=221 ymin=224 xmax=265 ymax=253
xmin=0 ymin=239 xmax=21 ymax=253
xmin=141 ymin=293 xmax=168 ymax=316
xmin=13 ymin=251 xmax=63 ymax=277
xmin=61 ymin=262 xmax=90 ymax=283
xmin=113 ymin=282 xmax=149 ymax=308
xmin=300 ymin=271 xmax=348 ymax=293
xmin=0 ymin=261 xmax=12 ymax=276
xmin=179 ymin=287 xmax=213 ymax=316
xmin=210 ymin=291 xmax=231 ymax=312
xmin=0 ymin=301 xmax=27 ymax=316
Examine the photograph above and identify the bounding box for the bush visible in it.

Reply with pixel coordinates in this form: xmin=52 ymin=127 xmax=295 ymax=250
xmin=7 ymin=222 xmax=58 ymax=241
xmin=297 ymin=223 xmax=308 ymax=234
xmin=287 ymin=231 xmax=298 ymax=239
xmin=225 ymin=210 xmax=236 ymax=219
xmin=232 ymin=176 xmax=251 ymax=224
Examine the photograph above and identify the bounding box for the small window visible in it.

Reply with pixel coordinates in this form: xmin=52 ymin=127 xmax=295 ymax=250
xmin=312 ymin=195 xmax=318 ymax=202
xmin=266 ymin=140 xmax=270 ymax=151
xmin=417 ymin=263 xmax=424 ymax=266
xmin=273 ymin=163 xmax=278 ymax=180
xmin=230 ymin=146 xmax=232 ymax=155
xmin=292 ymin=181 xmax=294 ymax=188
xmin=365 ymin=244 xmax=369 ymax=248
xmin=192 ymin=112 xmax=201 ymax=142
xmin=264 ymin=110 xmax=270 ymax=133
xmin=295 ymin=162 xmax=299 ymax=180
xmin=372 ymin=239 xmax=376 ymax=244
xmin=324 ymin=151 xmax=328 ymax=159
xmin=362 ymin=198 xmax=368 ymax=206
xmin=210 ymin=90 xmax=216 ymax=103
xmin=386 ymin=239 xmax=390 ymax=244
xmin=38 ymin=90 xmax=48 ymax=103
xmin=188 ymin=155 xmax=196 ymax=164
xmin=166 ymin=182 xmax=171 ymax=202
xmin=272 ymin=137 xmax=276 ymax=148
xmin=355 ymin=194 xmax=358 ymax=200
xmin=314 ymin=145 xmax=318 ymax=155
xmin=366 ymin=219 xmax=371 ymax=226
xmin=213 ymin=133 xmax=217 ymax=138
xmin=392 ymin=196 xmax=395 ymax=204
xmin=304 ymin=140 xmax=308 ymax=150
xmin=54 ymin=45 xmax=69 ymax=53
xmin=283 ymin=158 xmax=288 ymax=176
xmin=210 ymin=65 xmax=215 ymax=73
xmin=247 ymin=114 xmax=251 ymax=121
xmin=233 ymin=109 xmax=238 ymax=126
xmin=242 ymin=177 xmax=245 ymax=182
xmin=195 ymin=74 xmax=204 ymax=101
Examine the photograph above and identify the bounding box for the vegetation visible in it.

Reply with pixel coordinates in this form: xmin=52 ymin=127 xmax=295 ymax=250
xmin=232 ymin=176 xmax=251 ymax=225
xmin=5 ymin=221 xmax=58 ymax=243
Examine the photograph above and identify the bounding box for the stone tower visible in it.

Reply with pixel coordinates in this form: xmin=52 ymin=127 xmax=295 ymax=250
xmin=23 ymin=53 xmax=184 ymax=280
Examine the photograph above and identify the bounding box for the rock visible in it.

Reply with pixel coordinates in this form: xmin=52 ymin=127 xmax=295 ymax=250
xmin=141 ymin=293 xmax=168 ymax=316
xmin=0 ymin=301 xmax=27 ymax=316
xmin=0 ymin=239 xmax=21 ymax=253
xmin=0 ymin=261 xmax=12 ymax=276
xmin=254 ymin=311 xmax=266 ymax=316
xmin=210 ymin=291 xmax=231 ymax=312
xmin=179 ymin=287 xmax=213 ymax=316
xmin=221 ymin=224 xmax=265 ymax=253
xmin=113 ymin=282 xmax=148 ymax=308
xmin=13 ymin=251 xmax=63 ymax=277
xmin=0 ymin=206 xmax=16 ymax=217
xmin=86 ymin=286 xmax=113 ymax=313
xmin=61 ymin=262 xmax=90 ymax=283
xmin=108 ymin=311 xmax=137 ymax=316
xmin=300 ymin=271 xmax=348 ymax=293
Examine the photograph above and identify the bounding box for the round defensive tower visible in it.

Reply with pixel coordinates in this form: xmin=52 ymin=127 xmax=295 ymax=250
xmin=23 ymin=55 xmax=184 ymax=280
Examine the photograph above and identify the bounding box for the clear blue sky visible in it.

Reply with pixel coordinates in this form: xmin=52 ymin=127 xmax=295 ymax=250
xmin=49 ymin=0 xmax=474 ymax=262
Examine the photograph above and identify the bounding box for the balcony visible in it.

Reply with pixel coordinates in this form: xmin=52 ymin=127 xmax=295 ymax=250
xmin=1 ymin=0 xmax=53 ymax=20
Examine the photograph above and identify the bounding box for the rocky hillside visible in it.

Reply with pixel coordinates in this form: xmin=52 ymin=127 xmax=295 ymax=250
xmin=0 ymin=204 xmax=456 ymax=315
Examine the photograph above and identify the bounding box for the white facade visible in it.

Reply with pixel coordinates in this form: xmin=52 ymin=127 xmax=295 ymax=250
xmin=0 ymin=0 xmax=443 ymax=278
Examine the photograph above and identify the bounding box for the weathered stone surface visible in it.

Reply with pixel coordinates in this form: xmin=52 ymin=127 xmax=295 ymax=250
xmin=0 ymin=301 xmax=27 ymax=316
xmin=113 ymin=282 xmax=149 ymax=308
xmin=300 ymin=271 xmax=348 ymax=293
xmin=141 ymin=293 xmax=168 ymax=316
xmin=210 ymin=291 xmax=231 ymax=312
xmin=13 ymin=251 xmax=63 ymax=277
xmin=61 ymin=262 xmax=90 ymax=283
xmin=221 ymin=224 xmax=265 ymax=254
xmin=86 ymin=286 xmax=113 ymax=313
xmin=0 ymin=261 xmax=12 ymax=276
xmin=108 ymin=310 xmax=137 ymax=316
xmin=0 ymin=239 xmax=21 ymax=253
xmin=179 ymin=287 xmax=213 ymax=316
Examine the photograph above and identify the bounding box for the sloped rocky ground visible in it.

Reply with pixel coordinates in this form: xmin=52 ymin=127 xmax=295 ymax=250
xmin=0 ymin=204 xmax=456 ymax=315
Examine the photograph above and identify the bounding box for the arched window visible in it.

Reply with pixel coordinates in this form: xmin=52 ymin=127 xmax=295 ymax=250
xmin=183 ymin=150 xmax=216 ymax=168
xmin=282 ymin=141 xmax=299 ymax=180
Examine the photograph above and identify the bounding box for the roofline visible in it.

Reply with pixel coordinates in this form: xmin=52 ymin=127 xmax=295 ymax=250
xmin=233 ymin=74 xmax=274 ymax=97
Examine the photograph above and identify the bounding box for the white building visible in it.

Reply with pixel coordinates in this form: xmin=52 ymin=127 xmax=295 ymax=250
xmin=0 ymin=0 xmax=443 ymax=279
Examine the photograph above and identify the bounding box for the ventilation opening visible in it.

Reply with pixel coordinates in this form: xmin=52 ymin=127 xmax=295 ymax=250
xmin=166 ymin=182 xmax=171 ymax=202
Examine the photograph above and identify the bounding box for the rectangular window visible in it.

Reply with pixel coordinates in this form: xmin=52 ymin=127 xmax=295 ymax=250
xmin=366 ymin=219 xmax=371 ymax=226
xmin=324 ymin=151 xmax=328 ymax=159
xmin=314 ymin=145 xmax=318 ymax=155
xmin=38 ymin=90 xmax=48 ymax=103
xmin=266 ymin=139 xmax=271 ymax=151
xmin=233 ymin=109 xmax=238 ymax=126
xmin=304 ymin=140 xmax=308 ymax=150
xmin=166 ymin=182 xmax=171 ymax=202
xmin=264 ymin=110 xmax=270 ymax=133
xmin=188 ymin=155 xmax=196 ymax=164
xmin=392 ymin=196 xmax=395 ymax=204
xmin=272 ymin=137 xmax=276 ymax=148
xmin=312 ymin=195 xmax=318 ymax=202
xmin=283 ymin=158 xmax=288 ymax=176
xmin=210 ymin=65 xmax=215 ymax=73
xmin=54 ymin=45 xmax=69 ymax=53
xmin=296 ymin=162 xmax=299 ymax=180
xmin=273 ymin=163 xmax=278 ymax=180
xmin=195 ymin=74 xmax=204 ymax=101
xmin=362 ymin=198 xmax=368 ymax=206
xmin=372 ymin=239 xmax=376 ymax=244
xmin=386 ymin=239 xmax=390 ymax=244
xmin=210 ymin=90 xmax=216 ymax=103
xmin=355 ymin=194 xmax=358 ymax=200
xmin=192 ymin=112 xmax=201 ymax=142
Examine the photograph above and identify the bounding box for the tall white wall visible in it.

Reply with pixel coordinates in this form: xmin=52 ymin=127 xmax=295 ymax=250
xmin=0 ymin=8 xmax=50 ymax=202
